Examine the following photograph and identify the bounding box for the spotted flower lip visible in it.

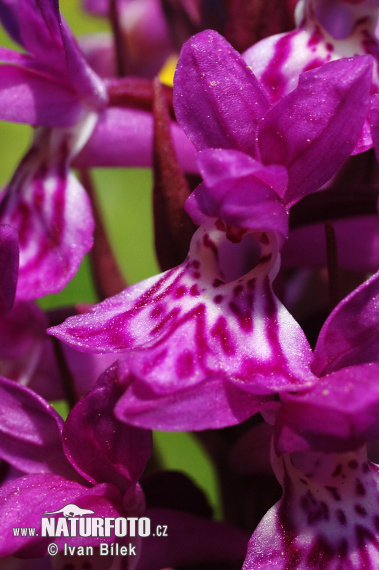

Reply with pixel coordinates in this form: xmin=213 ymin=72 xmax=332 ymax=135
xmin=243 ymin=447 xmax=379 ymax=570
xmin=49 ymin=216 xmax=314 ymax=431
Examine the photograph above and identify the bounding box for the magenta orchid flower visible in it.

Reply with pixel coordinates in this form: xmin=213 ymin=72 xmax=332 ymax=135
xmin=0 ymin=0 xmax=106 ymax=299
xmin=243 ymin=0 xmax=379 ymax=155
xmin=48 ymin=31 xmax=372 ymax=431
xmin=0 ymin=0 xmax=196 ymax=299
xmin=244 ymin=270 xmax=379 ymax=569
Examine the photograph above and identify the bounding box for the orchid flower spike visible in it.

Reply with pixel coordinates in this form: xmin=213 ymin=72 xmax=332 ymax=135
xmin=49 ymin=31 xmax=372 ymax=432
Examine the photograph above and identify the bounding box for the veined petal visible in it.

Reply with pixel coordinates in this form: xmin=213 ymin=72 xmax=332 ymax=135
xmin=0 ymin=124 xmax=95 ymax=300
xmin=243 ymin=447 xmax=379 ymax=569
xmin=63 ymin=365 xmax=152 ymax=492
xmin=173 ymin=29 xmax=270 ymax=155
xmin=0 ymin=224 xmax=18 ymax=316
xmin=312 ymin=269 xmax=379 ymax=376
xmin=51 ymin=221 xmax=312 ymax=398
xmin=258 ymin=56 xmax=373 ymax=206
xmin=0 ymin=65 xmax=84 ymax=127
xmin=0 ymin=0 xmax=107 ymax=107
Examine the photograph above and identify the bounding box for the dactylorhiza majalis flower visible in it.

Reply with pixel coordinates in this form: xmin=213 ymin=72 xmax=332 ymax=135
xmin=0 ymin=0 xmax=195 ymax=300
xmin=49 ymin=31 xmax=373 ymax=431
xmin=243 ymin=0 xmax=379 ymax=154
xmin=243 ymin=269 xmax=379 ymax=569
xmin=0 ymin=371 xmax=248 ymax=569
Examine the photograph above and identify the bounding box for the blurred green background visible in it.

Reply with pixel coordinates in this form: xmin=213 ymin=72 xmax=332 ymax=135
xmin=0 ymin=0 xmax=221 ymax=517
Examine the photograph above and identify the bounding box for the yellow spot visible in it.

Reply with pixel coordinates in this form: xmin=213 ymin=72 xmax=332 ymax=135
xmin=158 ymin=55 xmax=179 ymax=87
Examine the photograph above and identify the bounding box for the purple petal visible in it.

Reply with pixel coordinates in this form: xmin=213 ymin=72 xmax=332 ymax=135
xmin=312 ymin=270 xmax=379 ymax=376
xmin=0 ymin=128 xmax=94 ymax=300
xmin=0 ymin=474 xmax=123 ymax=557
xmin=243 ymin=448 xmax=379 ymax=569
xmin=173 ymin=30 xmax=270 ymax=155
xmin=74 ymin=107 xmax=197 ymax=172
xmin=276 ymin=363 xmax=379 ymax=454
xmin=0 ymin=377 xmax=74 ymax=476
xmin=0 ymin=65 xmax=84 ymax=127
xmin=186 ymin=149 xmax=289 ymax=238
xmin=1 ymin=0 xmax=107 ymax=107
xmin=258 ymin=56 xmax=373 ymax=206
xmin=0 ymin=224 xmax=18 ymax=316
xmin=62 ymin=365 xmax=152 ymax=490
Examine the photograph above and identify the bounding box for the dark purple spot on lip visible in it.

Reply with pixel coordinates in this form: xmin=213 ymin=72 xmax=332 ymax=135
xmin=234 ymin=285 xmax=243 ymax=295
xmin=337 ymin=509 xmax=347 ymax=526
xmin=214 ymin=295 xmax=223 ymax=304
xmin=355 ymin=504 xmax=367 ymax=516
xmin=176 ymin=351 xmax=194 ymax=378
xmin=326 ymin=42 xmax=334 ymax=52
xmin=325 ymin=486 xmax=341 ymax=501
xmin=213 ymin=278 xmax=225 ymax=288
xmin=194 ymin=272 xmax=201 ymax=279
xmin=356 ymin=479 xmax=366 ymax=497
xmin=332 ymin=464 xmax=343 ymax=477
xmin=229 ymin=301 xmax=252 ymax=332
xmin=190 ymin=284 xmax=200 ymax=297
xmin=150 ymin=304 xmax=164 ymax=319
xmin=191 ymin=260 xmax=200 ymax=269
xmin=348 ymin=460 xmax=359 ymax=469
xmin=210 ymin=316 xmax=235 ymax=355
xmin=174 ymin=285 xmax=187 ymax=299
